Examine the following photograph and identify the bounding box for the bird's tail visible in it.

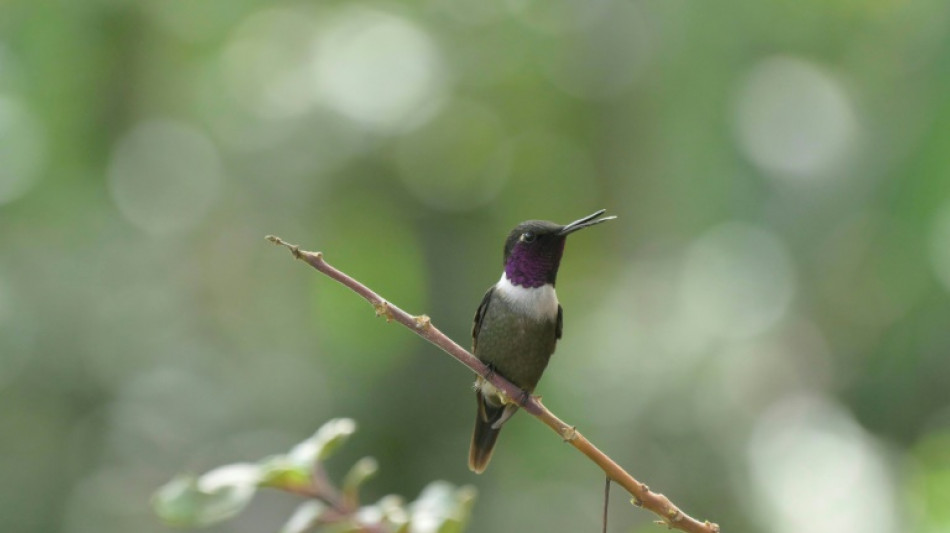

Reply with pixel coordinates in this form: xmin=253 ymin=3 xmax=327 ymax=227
xmin=469 ymin=389 xmax=515 ymax=474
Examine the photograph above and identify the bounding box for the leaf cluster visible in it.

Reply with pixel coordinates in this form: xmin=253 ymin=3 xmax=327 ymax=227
xmin=152 ymin=418 xmax=476 ymax=533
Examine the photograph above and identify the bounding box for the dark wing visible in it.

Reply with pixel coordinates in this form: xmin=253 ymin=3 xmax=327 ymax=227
xmin=556 ymin=304 xmax=563 ymax=340
xmin=472 ymin=287 xmax=495 ymax=352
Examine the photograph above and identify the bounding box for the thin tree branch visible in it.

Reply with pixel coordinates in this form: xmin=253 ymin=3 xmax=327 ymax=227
xmin=266 ymin=235 xmax=720 ymax=533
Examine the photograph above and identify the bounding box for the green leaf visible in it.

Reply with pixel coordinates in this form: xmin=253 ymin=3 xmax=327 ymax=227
xmin=288 ymin=418 xmax=357 ymax=466
xmin=152 ymin=463 xmax=261 ymax=527
xmin=258 ymin=456 xmax=312 ymax=490
xmin=909 ymin=430 xmax=950 ymax=530
xmin=408 ymin=481 xmax=478 ymax=533
xmin=281 ymin=501 xmax=328 ymax=533
xmin=342 ymin=457 xmax=378 ymax=504
xmin=374 ymin=494 xmax=410 ymax=532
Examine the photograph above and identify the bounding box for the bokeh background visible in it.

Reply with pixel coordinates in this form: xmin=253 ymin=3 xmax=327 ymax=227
xmin=2 ymin=0 xmax=950 ymax=532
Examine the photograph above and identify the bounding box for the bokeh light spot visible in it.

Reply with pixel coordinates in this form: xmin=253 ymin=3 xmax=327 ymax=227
xmin=221 ymin=8 xmax=321 ymax=119
xmin=394 ymin=99 xmax=510 ymax=211
xmin=311 ymin=7 xmax=445 ymax=133
xmin=695 ymin=320 xmax=834 ymax=430
xmin=748 ymin=395 xmax=897 ymax=533
xmin=679 ymin=222 xmax=795 ymax=339
xmin=0 ymin=95 xmax=46 ymax=204
xmin=107 ymin=119 xmax=222 ymax=235
xmin=735 ymin=56 xmax=856 ymax=181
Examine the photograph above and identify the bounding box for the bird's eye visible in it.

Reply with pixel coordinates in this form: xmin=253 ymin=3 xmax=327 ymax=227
xmin=521 ymin=232 xmax=536 ymax=243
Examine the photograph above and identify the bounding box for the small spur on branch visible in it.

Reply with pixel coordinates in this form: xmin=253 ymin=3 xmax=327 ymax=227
xmin=266 ymin=235 xmax=720 ymax=533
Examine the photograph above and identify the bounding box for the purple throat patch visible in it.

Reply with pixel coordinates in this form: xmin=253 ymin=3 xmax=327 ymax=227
xmin=504 ymin=241 xmax=564 ymax=288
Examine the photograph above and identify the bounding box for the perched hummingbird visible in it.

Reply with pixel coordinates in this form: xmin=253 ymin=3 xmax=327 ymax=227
xmin=468 ymin=209 xmax=616 ymax=473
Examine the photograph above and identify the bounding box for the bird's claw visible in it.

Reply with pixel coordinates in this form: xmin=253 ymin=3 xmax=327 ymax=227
xmin=484 ymin=363 xmax=497 ymax=381
xmin=518 ymin=389 xmax=531 ymax=406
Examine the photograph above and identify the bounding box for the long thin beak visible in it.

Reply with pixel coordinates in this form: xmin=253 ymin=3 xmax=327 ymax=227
xmin=558 ymin=209 xmax=617 ymax=236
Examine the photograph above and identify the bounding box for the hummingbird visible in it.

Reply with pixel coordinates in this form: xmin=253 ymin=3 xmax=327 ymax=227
xmin=468 ymin=209 xmax=616 ymax=473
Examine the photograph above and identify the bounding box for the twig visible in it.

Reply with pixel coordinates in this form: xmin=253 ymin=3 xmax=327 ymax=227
xmin=281 ymin=469 xmax=383 ymax=533
xmin=266 ymin=235 xmax=720 ymax=533
xmin=603 ymin=476 xmax=610 ymax=533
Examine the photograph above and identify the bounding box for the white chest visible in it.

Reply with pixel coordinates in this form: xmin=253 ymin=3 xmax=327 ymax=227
xmin=494 ymin=274 xmax=559 ymax=320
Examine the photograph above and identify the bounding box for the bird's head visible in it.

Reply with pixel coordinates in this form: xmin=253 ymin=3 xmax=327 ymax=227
xmin=502 ymin=209 xmax=616 ymax=288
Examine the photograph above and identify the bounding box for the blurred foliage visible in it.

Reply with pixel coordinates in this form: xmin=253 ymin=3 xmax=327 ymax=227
xmin=152 ymin=418 xmax=475 ymax=532
xmin=2 ymin=0 xmax=950 ymax=533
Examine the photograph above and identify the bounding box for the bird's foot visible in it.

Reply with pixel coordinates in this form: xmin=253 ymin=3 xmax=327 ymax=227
xmin=491 ymin=404 xmax=519 ymax=429
xmin=518 ymin=389 xmax=532 ymax=406
xmin=483 ymin=362 xmax=497 ymax=381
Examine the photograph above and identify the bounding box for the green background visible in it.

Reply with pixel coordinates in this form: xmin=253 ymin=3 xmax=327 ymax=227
xmin=2 ymin=0 xmax=950 ymax=532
